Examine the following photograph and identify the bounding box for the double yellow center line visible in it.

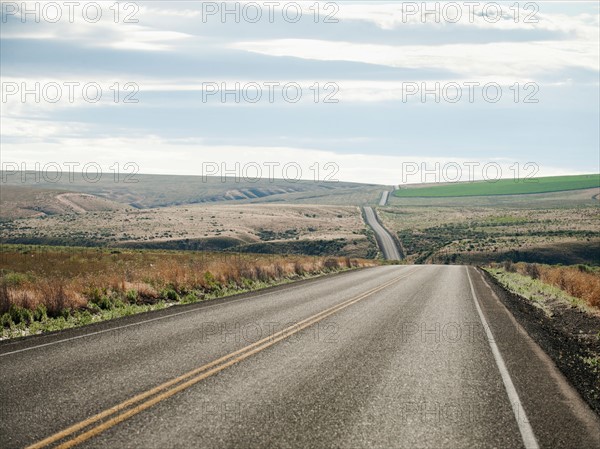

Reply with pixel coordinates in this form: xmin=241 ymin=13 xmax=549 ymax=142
xmin=28 ymin=268 xmax=415 ymax=449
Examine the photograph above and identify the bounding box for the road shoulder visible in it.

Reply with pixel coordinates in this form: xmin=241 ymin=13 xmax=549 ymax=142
xmin=469 ymin=266 xmax=600 ymax=449
xmin=481 ymin=267 xmax=600 ymax=415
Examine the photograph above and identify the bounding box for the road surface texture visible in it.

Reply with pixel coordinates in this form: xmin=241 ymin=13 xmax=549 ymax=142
xmin=363 ymin=206 xmax=402 ymax=260
xmin=378 ymin=191 xmax=389 ymax=206
xmin=1 ymin=266 xmax=599 ymax=449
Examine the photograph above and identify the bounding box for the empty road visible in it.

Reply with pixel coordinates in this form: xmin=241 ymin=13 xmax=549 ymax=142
xmin=1 ymin=266 xmax=599 ymax=449
xmin=378 ymin=191 xmax=389 ymax=206
xmin=363 ymin=206 xmax=402 ymax=260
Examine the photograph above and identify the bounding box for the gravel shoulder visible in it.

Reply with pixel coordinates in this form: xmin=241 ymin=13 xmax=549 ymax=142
xmin=481 ymin=268 xmax=600 ymax=415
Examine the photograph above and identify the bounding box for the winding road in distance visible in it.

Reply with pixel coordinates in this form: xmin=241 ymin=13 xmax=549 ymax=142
xmin=378 ymin=190 xmax=390 ymax=206
xmin=1 ymin=266 xmax=599 ymax=449
xmin=363 ymin=206 xmax=402 ymax=260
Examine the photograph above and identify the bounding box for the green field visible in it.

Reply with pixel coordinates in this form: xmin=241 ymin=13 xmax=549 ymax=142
xmin=393 ymin=174 xmax=599 ymax=198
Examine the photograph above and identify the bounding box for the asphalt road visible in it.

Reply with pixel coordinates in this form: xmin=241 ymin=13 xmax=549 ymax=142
xmin=1 ymin=266 xmax=599 ymax=449
xmin=378 ymin=191 xmax=389 ymax=206
xmin=363 ymin=206 xmax=402 ymax=260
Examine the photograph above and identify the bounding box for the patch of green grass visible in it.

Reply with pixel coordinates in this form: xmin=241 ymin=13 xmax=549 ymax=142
xmin=582 ymin=356 xmax=600 ymax=369
xmin=1 ymin=271 xmax=35 ymax=286
xmin=393 ymin=174 xmax=599 ymax=198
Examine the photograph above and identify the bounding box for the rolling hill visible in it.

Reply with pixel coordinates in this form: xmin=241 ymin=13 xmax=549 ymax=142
xmin=0 ymin=172 xmax=384 ymax=216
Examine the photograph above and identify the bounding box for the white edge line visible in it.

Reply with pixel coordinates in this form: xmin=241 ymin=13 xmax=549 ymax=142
xmin=0 ymin=266 xmax=400 ymax=357
xmin=0 ymin=296 xmax=256 ymax=357
xmin=466 ymin=266 xmax=540 ymax=449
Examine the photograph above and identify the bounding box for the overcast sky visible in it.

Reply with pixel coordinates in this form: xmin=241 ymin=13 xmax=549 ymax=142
xmin=1 ymin=1 xmax=599 ymax=184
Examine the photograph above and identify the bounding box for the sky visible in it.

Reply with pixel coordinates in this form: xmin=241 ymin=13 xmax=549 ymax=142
xmin=1 ymin=1 xmax=599 ymax=185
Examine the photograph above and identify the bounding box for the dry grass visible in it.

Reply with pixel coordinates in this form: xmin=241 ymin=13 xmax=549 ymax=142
xmin=0 ymin=245 xmax=375 ymax=318
xmin=1 ymin=203 xmax=372 ymax=256
xmin=497 ymin=261 xmax=600 ymax=308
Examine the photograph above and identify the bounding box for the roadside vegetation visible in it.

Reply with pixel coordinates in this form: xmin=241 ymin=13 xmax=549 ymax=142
xmin=485 ymin=262 xmax=600 ymax=312
xmin=0 ymin=245 xmax=375 ymax=339
xmin=484 ymin=262 xmax=600 ymax=411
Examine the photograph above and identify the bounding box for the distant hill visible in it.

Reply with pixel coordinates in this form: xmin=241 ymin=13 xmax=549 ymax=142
xmin=0 ymin=186 xmax=129 ymax=220
xmin=0 ymin=172 xmax=384 ymax=217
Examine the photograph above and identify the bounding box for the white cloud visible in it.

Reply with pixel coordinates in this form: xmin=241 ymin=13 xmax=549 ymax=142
xmin=0 ymin=117 xmax=89 ymax=139
xmin=1 ymin=5 xmax=193 ymax=52
xmin=333 ymin=2 xmax=599 ymax=35
xmin=231 ymin=38 xmax=598 ymax=79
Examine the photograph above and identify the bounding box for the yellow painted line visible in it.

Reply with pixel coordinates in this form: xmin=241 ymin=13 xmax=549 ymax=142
xmin=28 ymin=268 xmax=415 ymax=449
xmin=27 ymin=269 xmax=412 ymax=449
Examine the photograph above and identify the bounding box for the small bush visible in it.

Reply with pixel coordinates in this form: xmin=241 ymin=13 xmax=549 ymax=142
xmin=1 ymin=313 xmax=13 ymax=328
xmin=577 ymin=264 xmax=593 ymax=273
xmin=9 ymin=305 xmax=33 ymax=325
xmin=524 ymin=263 xmax=541 ymax=279
xmin=293 ymin=261 xmax=305 ymax=275
xmin=125 ymin=289 xmax=138 ymax=304
xmin=502 ymin=260 xmax=516 ymax=272
xmin=161 ymin=288 xmax=179 ymax=302
xmin=202 ymin=272 xmax=220 ymax=290
xmin=181 ymin=292 xmax=199 ymax=304
xmin=32 ymin=304 xmax=48 ymax=322
xmin=3 ymin=272 xmax=32 ymax=287
xmin=91 ymin=294 xmax=114 ymax=310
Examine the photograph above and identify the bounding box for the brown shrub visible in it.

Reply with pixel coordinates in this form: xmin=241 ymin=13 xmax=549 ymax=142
xmin=502 ymin=260 xmax=516 ymax=272
xmin=323 ymin=258 xmax=340 ymax=270
xmin=6 ymin=288 xmax=43 ymax=310
xmin=524 ymin=263 xmax=541 ymax=279
xmin=0 ymin=283 xmax=10 ymax=314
